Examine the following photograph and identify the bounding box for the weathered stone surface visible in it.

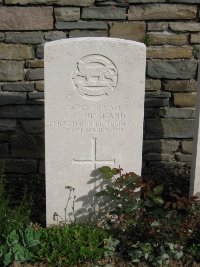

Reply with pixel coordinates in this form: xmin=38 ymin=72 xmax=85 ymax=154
xmin=148 ymin=161 xmax=185 ymax=168
xmin=5 ymin=32 xmax=43 ymax=44
xmin=143 ymin=139 xmax=179 ymax=153
xmin=175 ymin=152 xmax=192 ymax=162
xmin=5 ymin=0 xmax=94 ymax=5
xmin=0 ymin=61 xmax=24 ymax=82
xmin=27 ymin=99 xmax=44 ymax=105
xmin=147 ymin=47 xmax=192 ymax=59
xmin=0 ymin=92 xmax=26 ymax=105
xmin=20 ymin=120 xmax=44 ymax=134
xmin=96 ymin=0 xmax=128 ymax=6
xmin=56 ymin=21 xmax=108 ymax=30
xmin=28 ymin=92 xmax=44 ymax=99
xmin=45 ymin=38 xmax=146 ymax=224
xmin=163 ymin=80 xmax=197 ymax=92
xmin=143 ymin=153 xmax=174 ymax=161
xmin=145 ymin=91 xmax=171 ymax=98
xmin=193 ymin=45 xmax=200 ymax=59
xmin=26 ymin=69 xmax=44 ymax=81
xmin=146 ymin=119 xmax=194 ymax=138
xmin=148 ymin=33 xmax=188 ymax=46
xmin=0 ymin=120 xmax=16 ymax=132
xmin=0 ymin=133 xmax=9 ymax=142
xmin=35 ymin=82 xmax=44 ymax=92
xmin=39 ymin=160 xmax=45 ymax=174
xmin=36 ymin=44 xmax=44 ymax=59
xmin=173 ymin=93 xmax=197 ymax=107
xmin=0 ymin=105 xmax=44 ymax=119
xmin=170 ymin=22 xmax=200 ymax=32
xmin=69 ymin=30 xmax=107 ymax=38
xmin=181 ymin=141 xmax=193 ymax=154
xmin=128 ymin=4 xmax=196 ymax=20
xmin=147 ymin=22 xmax=168 ymax=31
xmin=144 ymin=108 xmax=158 ymax=118
xmin=159 ymin=107 xmax=195 ymax=118
xmin=0 ymin=33 xmax=5 ymax=41
xmin=145 ymin=98 xmax=169 ymax=107
xmin=11 ymin=134 xmax=44 ymax=159
xmin=27 ymin=60 xmax=44 ymax=68
xmin=0 ymin=44 xmax=34 ymax=60
xmin=191 ymin=34 xmax=200 ymax=44
xmin=0 ymin=144 xmax=9 ymax=159
xmin=145 ymin=79 xmax=161 ymax=91
xmin=82 ymin=7 xmax=126 ymax=19
xmin=2 ymin=83 xmax=34 ymax=92
xmin=147 ymin=59 xmax=197 ymax=79
xmin=0 ymin=7 xmax=53 ymax=30
xmin=129 ymin=0 xmax=166 ymax=2
xmin=4 ymin=159 xmax=37 ymax=174
xmin=145 ymin=91 xmax=170 ymax=107
xmin=45 ymin=31 xmax=66 ymax=41
xmin=110 ymin=22 xmax=146 ymax=41
xmin=55 ymin=7 xmax=80 ymax=21
xmin=169 ymin=0 xmax=200 ymax=3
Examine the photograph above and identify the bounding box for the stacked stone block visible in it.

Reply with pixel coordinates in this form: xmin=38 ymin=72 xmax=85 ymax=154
xmin=0 ymin=0 xmax=199 ymax=181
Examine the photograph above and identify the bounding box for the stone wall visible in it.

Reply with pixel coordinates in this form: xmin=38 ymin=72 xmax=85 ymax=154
xmin=0 ymin=0 xmax=199 ymax=209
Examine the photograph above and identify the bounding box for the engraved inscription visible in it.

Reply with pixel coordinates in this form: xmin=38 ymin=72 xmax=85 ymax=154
xmin=72 ymin=55 xmax=118 ymax=100
xmin=47 ymin=105 xmax=136 ymax=134
xmin=73 ymin=138 xmax=115 ymax=170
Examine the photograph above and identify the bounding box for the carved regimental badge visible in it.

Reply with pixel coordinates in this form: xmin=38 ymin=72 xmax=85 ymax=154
xmin=72 ymin=54 xmax=118 ymax=100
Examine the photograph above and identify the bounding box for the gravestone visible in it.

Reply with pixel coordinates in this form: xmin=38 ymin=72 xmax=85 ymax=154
xmin=45 ymin=38 xmax=146 ymax=225
xmin=190 ymin=63 xmax=200 ymax=196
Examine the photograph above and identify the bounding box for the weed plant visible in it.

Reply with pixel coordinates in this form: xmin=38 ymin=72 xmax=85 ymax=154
xmin=96 ymin=166 xmax=200 ymax=266
xmin=0 ymin=169 xmax=31 ymax=242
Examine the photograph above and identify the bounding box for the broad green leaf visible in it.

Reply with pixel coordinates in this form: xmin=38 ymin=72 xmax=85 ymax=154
xmin=99 ymin=166 xmax=111 ymax=174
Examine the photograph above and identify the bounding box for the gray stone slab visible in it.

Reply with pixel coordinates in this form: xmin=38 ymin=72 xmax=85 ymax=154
xmin=2 ymin=83 xmax=34 ymax=92
xmin=26 ymin=69 xmax=44 ymax=81
xmin=11 ymin=134 xmax=44 ymax=159
xmin=45 ymin=38 xmax=146 ymax=225
xmin=147 ymin=59 xmax=197 ymax=79
xmin=5 ymin=32 xmax=43 ymax=44
xmin=0 ymin=120 xmax=16 ymax=132
xmin=159 ymin=107 xmax=195 ymax=119
xmin=0 ymin=105 xmax=44 ymax=119
xmin=143 ymin=140 xmax=179 ymax=153
xmin=45 ymin=31 xmax=66 ymax=41
xmin=55 ymin=21 xmax=108 ymax=30
xmin=0 ymin=92 xmax=26 ymax=105
xmin=146 ymin=119 xmax=194 ymax=138
xmin=20 ymin=120 xmax=44 ymax=133
xmin=82 ymin=7 xmax=126 ymax=20
xmin=0 ymin=61 xmax=24 ymax=81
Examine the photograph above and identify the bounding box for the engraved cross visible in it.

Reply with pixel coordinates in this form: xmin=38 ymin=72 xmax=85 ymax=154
xmin=73 ymin=138 xmax=115 ymax=170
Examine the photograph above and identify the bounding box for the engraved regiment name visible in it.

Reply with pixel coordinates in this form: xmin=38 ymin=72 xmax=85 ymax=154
xmin=72 ymin=54 xmax=118 ymax=100
xmin=47 ymin=104 xmax=135 ymax=134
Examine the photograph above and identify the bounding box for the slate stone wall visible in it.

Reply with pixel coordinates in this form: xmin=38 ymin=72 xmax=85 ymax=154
xmin=0 ymin=0 xmax=199 ymax=189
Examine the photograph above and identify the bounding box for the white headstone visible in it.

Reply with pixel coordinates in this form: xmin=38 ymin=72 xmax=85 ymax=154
xmin=45 ymin=38 xmax=146 ymax=225
xmin=190 ymin=63 xmax=200 ymax=196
